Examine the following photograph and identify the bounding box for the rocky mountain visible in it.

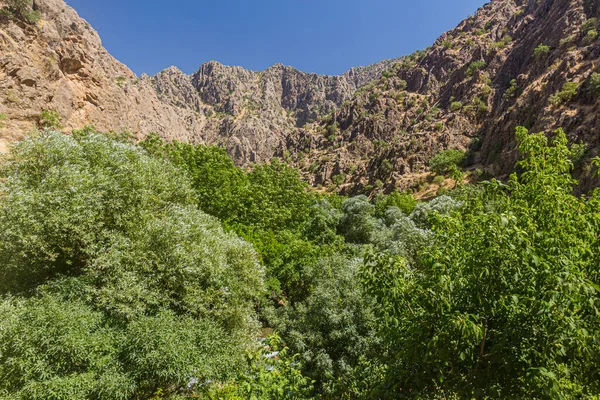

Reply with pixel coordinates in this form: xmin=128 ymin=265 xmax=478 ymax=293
xmin=0 ymin=0 xmax=398 ymax=163
xmin=1 ymin=0 xmax=599 ymax=194
xmin=296 ymin=0 xmax=600 ymax=193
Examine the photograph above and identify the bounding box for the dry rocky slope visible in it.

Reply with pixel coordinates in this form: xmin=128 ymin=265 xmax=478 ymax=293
xmin=1 ymin=0 xmax=600 ymax=193
xmin=0 ymin=0 xmax=398 ymax=164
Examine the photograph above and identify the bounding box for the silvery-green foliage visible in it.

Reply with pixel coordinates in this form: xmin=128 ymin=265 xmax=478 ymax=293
xmin=338 ymin=195 xmax=384 ymax=244
xmin=383 ymin=206 xmax=405 ymax=226
xmin=409 ymin=195 xmax=462 ymax=227
xmin=303 ymin=199 xmax=344 ymax=245
xmin=0 ymin=131 xmax=264 ymax=398
xmin=265 ymin=255 xmax=382 ymax=398
xmin=0 ymin=294 xmax=134 ymax=400
xmin=387 ymin=213 xmax=433 ymax=262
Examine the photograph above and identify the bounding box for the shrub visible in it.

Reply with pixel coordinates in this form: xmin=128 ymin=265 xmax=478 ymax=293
xmin=504 ymin=78 xmax=519 ymax=99
xmin=582 ymin=17 xmax=598 ymax=33
xmin=3 ymin=0 xmax=40 ymax=23
xmin=590 ymin=72 xmax=600 ymax=97
xmin=380 ymin=158 xmax=393 ymax=174
xmin=533 ymin=44 xmax=550 ymax=59
xmin=432 ymin=175 xmax=445 ymax=185
xmin=429 ymin=149 xmax=466 ymax=175
xmin=560 ymin=34 xmax=577 ymax=48
xmin=396 ymin=79 xmax=408 ymax=90
xmin=549 ymin=81 xmax=579 ymax=106
xmin=450 ymin=101 xmax=463 ymax=112
xmin=582 ymin=29 xmax=598 ymax=46
xmin=264 ymin=256 xmax=381 ymax=397
xmin=442 ymin=40 xmax=453 ymax=49
xmin=0 ymin=113 xmax=6 ymax=128
xmin=325 ymin=121 xmax=339 ymax=137
xmin=492 ymin=35 xmax=513 ymax=49
xmin=201 ymin=335 xmax=314 ymax=400
xmin=332 ymin=173 xmax=346 ymax=186
xmin=473 ymin=96 xmax=489 ymax=116
xmin=466 ymin=60 xmax=486 ymax=77
xmin=375 ymin=191 xmax=417 ymax=217
xmin=38 ymin=109 xmax=62 ymax=129
xmin=570 ymin=142 xmax=587 ymax=167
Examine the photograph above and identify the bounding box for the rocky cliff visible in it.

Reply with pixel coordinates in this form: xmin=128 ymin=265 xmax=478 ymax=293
xmin=0 ymin=0 xmax=398 ymax=164
xmin=296 ymin=0 xmax=600 ymax=193
xmin=1 ymin=0 xmax=599 ymax=194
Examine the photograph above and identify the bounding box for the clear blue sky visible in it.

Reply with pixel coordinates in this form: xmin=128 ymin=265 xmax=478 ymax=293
xmin=65 ymin=0 xmax=488 ymax=76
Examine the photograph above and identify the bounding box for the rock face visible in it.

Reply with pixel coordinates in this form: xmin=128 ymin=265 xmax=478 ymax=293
xmin=0 ymin=0 xmax=398 ymax=165
xmin=1 ymin=0 xmax=599 ymax=194
xmin=0 ymin=0 xmax=208 ymax=149
xmin=148 ymin=59 xmax=400 ymax=164
xmin=294 ymin=0 xmax=600 ymax=193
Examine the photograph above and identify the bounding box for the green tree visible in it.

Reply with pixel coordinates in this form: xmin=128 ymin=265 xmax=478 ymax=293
xmin=549 ymin=82 xmax=580 ymax=106
xmin=265 ymin=256 xmax=383 ymax=398
xmin=533 ymin=44 xmax=550 ymax=59
xmin=0 ymin=130 xmax=264 ymax=398
xmin=363 ymin=127 xmax=600 ymax=398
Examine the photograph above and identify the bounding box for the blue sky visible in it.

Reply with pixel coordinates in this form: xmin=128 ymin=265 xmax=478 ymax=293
xmin=65 ymin=0 xmax=488 ymax=77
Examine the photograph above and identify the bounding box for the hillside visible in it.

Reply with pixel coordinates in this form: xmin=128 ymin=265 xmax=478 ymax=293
xmin=294 ymin=0 xmax=600 ymax=193
xmin=0 ymin=0 xmax=398 ymax=163
xmin=1 ymin=0 xmax=599 ymax=193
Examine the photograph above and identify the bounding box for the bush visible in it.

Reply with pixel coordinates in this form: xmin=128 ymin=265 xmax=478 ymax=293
xmin=492 ymin=35 xmax=512 ymax=49
xmin=590 ymin=72 xmax=600 ymax=97
xmin=582 ymin=29 xmax=598 ymax=46
xmin=325 ymin=122 xmax=339 ymax=137
xmin=338 ymin=196 xmax=381 ymax=244
xmin=549 ymin=81 xmax=579 ymax=106
xmin=533 ymin=44 xmax=550 ymax=59
xmin=200 ymin=335 xmax=314 ymax=400
xmin=504 ymin=79 xmax=519 ymax=99
xmin=0 ymin=131 xmax=264 ymax=398
xmin=429 ymin=149 xmax=466 ymax=175
xmin=582 ymin=17 xmax=598 ymax=33
xmin=38 ymin=109 xmax=62 ymax=129
xmin=466 ymin=60 xmax=486 ymax=77
xmin=0 ymin=114 xmax=6 ymax=128
xmin=3 ymin=0 xmax=40 ymax=23
xmin=432 ymin=175 xmax=445 ymax=185
xmin=375 ymin=191 xmax=417 ymax=217
xmin=265 ymin=256 xmax=382 ymax=397
xmin=450 ymin=101 xmax=463 ymax=112
xmin=332 ymin=173 xmax=346 ymax=186
xmin=473 ymin=96 xmax=489 ymax=116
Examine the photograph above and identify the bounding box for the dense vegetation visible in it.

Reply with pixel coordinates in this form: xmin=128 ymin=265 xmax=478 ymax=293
xmin=1 ymin=0 xmax=41 ymax=24
xmin=0 ymin=126 xmax=599 ymax=399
